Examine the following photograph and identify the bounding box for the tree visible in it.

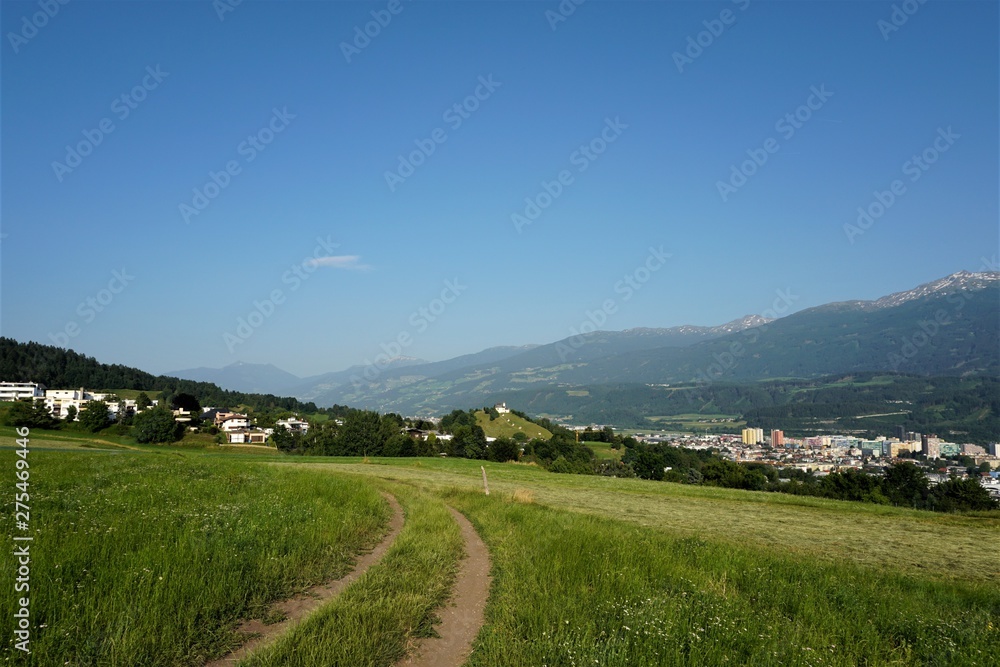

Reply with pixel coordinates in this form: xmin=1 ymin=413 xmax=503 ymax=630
xmin=135 ymin=392 xmax=152 ymax=410
xmin=271 ymin=425 xmax=299 ymax=452
xmin=336 ymin=410 xmax=384 ymax=456
xmin=451 ymin=425 xmax=487 ymax=459
xmin=488 ymin=437 xmax=519 ymax=462
xmin=132 ymin=406 xmax=182 ymax=443
xmin=930 ymin=478 xmax=999 ymax=512
xmin=882 ymin=462 xmax=929 ymax=508
xmin=65 ymin=404 xmax=78 ymax=422
xmin=383 ymin=433 xmax=416 ymax=457
xmin=78 ymin=401 xmax=111 ymax=433
xmin=116 ymin=401 xmax=134 ymax=425
xmin=4 ymin=400 xmax=58 ymax=430
xmin=171 ymin=393 xmax=201 ymax=413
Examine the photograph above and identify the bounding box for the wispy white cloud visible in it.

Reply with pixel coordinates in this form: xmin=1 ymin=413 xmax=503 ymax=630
xmin=306 ymin=255 xmax=371 ymax=271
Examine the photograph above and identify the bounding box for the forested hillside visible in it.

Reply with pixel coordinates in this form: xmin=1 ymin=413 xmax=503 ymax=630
xmin=0 ymin=338 xmax=321 ymax=414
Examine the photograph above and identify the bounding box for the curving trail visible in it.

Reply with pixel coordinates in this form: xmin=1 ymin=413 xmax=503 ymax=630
xmin=397 ymin=506 xmax=492 ymax=667
xmin=206 ymin=492 xmax=404 ymax=667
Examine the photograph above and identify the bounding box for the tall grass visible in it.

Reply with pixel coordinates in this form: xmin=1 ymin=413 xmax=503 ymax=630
xmin=243 ymin=484 xmax=464 ymax=666
xmin=0 ymin=451 xmax=390 ymax=665
xmin=449 ymin=491 xmax=1000 ymax=667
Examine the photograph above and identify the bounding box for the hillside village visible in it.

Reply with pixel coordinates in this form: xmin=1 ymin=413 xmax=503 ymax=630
xmin=0 ymin=381 xmax=313 ymax=445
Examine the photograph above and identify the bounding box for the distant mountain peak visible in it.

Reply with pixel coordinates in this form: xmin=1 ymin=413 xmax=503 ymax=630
xmin=709 ymin=314 xmax=773 ymax=333
xmin=865 ymin=271 xmax=999 ymax=311
xmin=622 ymin=315 xmax=772 ymax=337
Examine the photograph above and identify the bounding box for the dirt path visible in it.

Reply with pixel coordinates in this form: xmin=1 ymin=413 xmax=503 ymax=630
xmin=397 ymin=507 xmax=492 ymax=667
xmin=206 ymin=492 xmax=404 ymax=666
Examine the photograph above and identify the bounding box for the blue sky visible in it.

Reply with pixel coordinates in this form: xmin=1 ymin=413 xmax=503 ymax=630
xmin=2 ymin=0 xmax=997 ymax=378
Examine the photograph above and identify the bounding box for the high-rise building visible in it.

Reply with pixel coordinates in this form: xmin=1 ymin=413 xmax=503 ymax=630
xmin=742 ymin=428 xmax=764 ymax=445
xmin=770 ymin=429 xmax=784 ymax=447
xmin=922 ymin=434 xmax=941 ymax=459
xmin=895 ymin=425 xmax=905 ymax=441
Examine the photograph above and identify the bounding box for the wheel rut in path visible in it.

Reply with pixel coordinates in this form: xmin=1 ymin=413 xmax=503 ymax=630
xmin=206 ymin=492 xmax=404 ymax=666
xmin=397 ymin=506 xmax=493 ymax=667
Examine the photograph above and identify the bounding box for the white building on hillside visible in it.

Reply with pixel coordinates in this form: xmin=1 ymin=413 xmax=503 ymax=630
xmin=0 ymin=382 xmax=47 ymax=401
xmin=220 ymin=416 xmax=251 ymax=432
xmin=275 ymin=416 xmax=310 ymax=433
xmin=43 ymin=388 xmax=155 ymax=420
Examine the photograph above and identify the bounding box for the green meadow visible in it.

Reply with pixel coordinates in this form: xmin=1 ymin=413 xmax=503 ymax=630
xmin=474 ymin=410 xmax=553 ymax=440
xmin=2 ymin=431 xmax=998 ymax=666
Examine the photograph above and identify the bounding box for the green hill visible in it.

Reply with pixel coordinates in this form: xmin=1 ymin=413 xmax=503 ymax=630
xmin=474 ymin=410 xmax=551 ymax=440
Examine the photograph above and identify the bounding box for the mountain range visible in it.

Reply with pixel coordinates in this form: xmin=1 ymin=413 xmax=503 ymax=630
xmin=167 ymin=271 xmax=1000 ymax=417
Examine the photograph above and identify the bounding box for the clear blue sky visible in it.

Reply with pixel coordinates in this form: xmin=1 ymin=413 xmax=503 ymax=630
xmin=2 ymin=0 xmax=997 ymax=378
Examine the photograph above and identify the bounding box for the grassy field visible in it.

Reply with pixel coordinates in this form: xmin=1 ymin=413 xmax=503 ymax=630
xmin=2 ymin=432 xmax=998 ymax=666
xmin=0 ymin=446 xmax=392 ymax=665
xmin=474 ymin=410 xmax=552 ymax=440
xmin=319 ymin=457 xmax=1000 ymax=583
xmin=648 ymin=413 xmax=745 ymax=432
xmin=450 ymin=491 xmax=999 ymax=666
xmin=585 ymin=440 xmax=623 ymax=461
xmin=244 ymin=484 xmax=464 ymax=667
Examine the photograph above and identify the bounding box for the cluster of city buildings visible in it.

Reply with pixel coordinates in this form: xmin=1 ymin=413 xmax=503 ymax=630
xmin=630 ymin=425 xmax=1000 ymax=496
xmin=733 ymin=426 xmax=997 ymax=463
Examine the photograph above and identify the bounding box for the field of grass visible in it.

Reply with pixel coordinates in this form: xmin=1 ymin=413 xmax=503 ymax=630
xmin=320 ymin=457 xmax=1000 ymax=582
xmin=450 ymin=491 xmax=999 ymax=666
xmin=474 ymin=410 xmax=552 ymax=440
xmin=244 ymin=484 xmax=464 ymax=666
xmin=2 ymin=430 xmax=998 ymax=666
xmin=585 ymin=440 xmax=623 ymax=461
xmin=648 ymin=413 xmax=745 ymax=432
xmin=0 ymin=446 xmax=392 ymax=665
